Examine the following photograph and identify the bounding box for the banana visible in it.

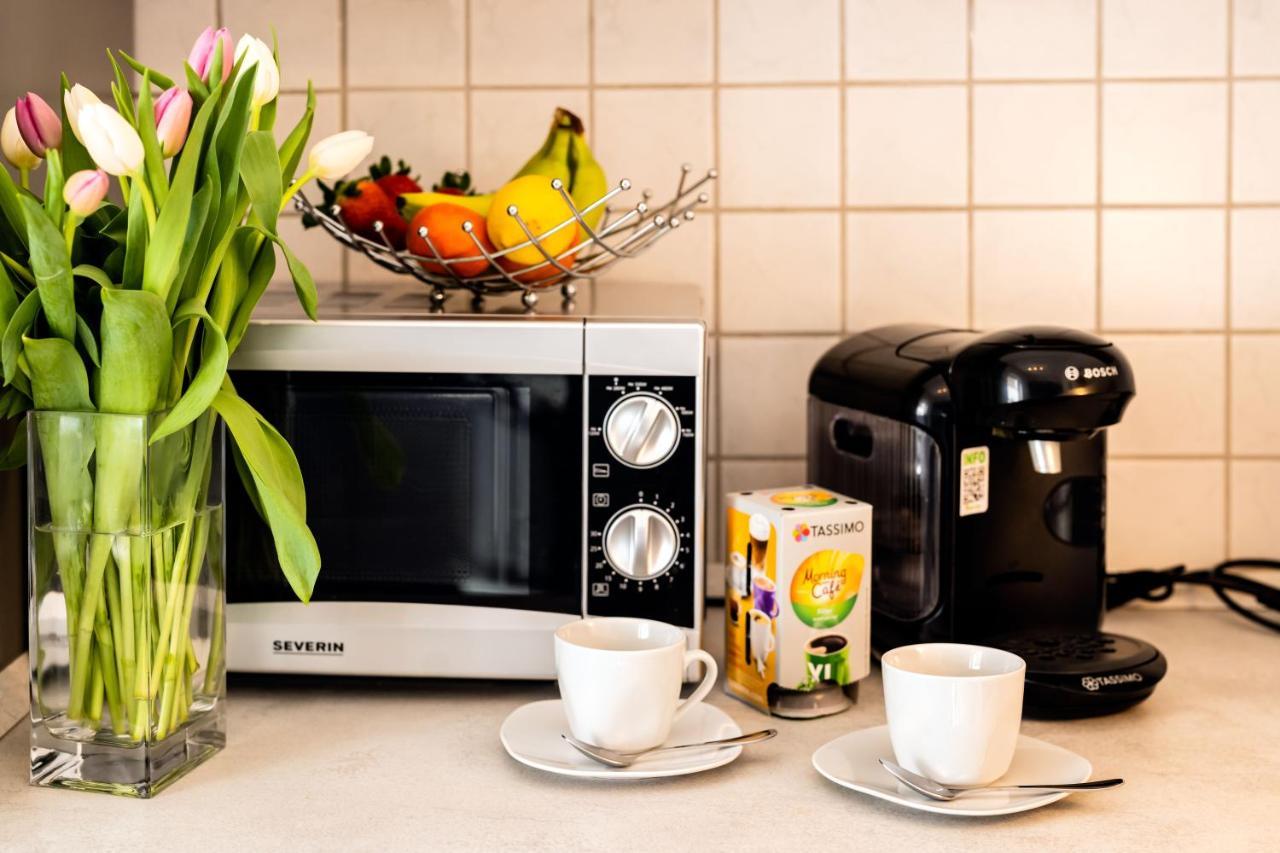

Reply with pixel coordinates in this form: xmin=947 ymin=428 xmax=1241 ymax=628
xmin=399 ymin=191 xmax=493 ymax=219
xmin=515 ymin=107 xmax=607 ymax=231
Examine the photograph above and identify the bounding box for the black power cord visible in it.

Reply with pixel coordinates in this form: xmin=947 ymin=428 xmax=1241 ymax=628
xmin=1106 ymin=559 xmax=1280 ymax=633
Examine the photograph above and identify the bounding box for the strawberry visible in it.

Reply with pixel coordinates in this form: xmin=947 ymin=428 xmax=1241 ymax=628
xmin=324 ymin=178 xmax=407 ymax=249
xmin=431 ymin=170 xmax=477 ymax=196
xmin=369 ymin=155 xmax=423 ymax=200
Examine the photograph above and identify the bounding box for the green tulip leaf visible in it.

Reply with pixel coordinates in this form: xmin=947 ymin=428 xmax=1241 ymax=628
xmin=19 ymin=196 xmax=75 ymax=343
xmin=209 ymin=227 xmax=254 ymax=331
xmin=213 ymin=382 xmax=319 ymax=601
xmin=278 ymin=82 xmax=315 ymax=183
xmin=256 ymin=227 xmax=317 ymax=321
xmin=97 ymin=287 xmax=171 ymax=414
xmin=0 ymin=161 xmax=28 ymax=253
xmin=141 ymin=81 xmax=219 ymax=304
xmin=2 ymin=289 xmax=40 ymax=385
xmin=122 ymin=187 xmax=148 ymax=289
xmin=183 ymin=62 xmax=209 ymax=105
xmin=0 ymin=262 xmax=18 ymax=331
xmin=0 ymin=422 xmax=27 ymax=470
xmin=135 ymin=72 xmax=169 ymax=207
xmin=212 ymin=66 xmax=258 ymax=219
xmin=58 ymin=74 xmax=94 ymax=176
xmin=75 ymin=314 xmax=101 ymax=368
xmin=150 ymin=305 xmax=227 ymax=444
xmin=22 ymin=336 xmax=93 ymax=411
xmin=42 ymin=149 xmax=65 ymax=229
xmin=241 ymin=131 xmax=282 ymax=234
xmin=116 ymin=50 xmax=176 ymax=90
xmin=168 ymin=181 xmax=214 ymax=315
xmin=107 ymin=51 xmax=136 ymax=123
xmin=72 ymin=264 xmax=114 ymax=291
xmin=226 ymin=236 xmax=276 ymax=353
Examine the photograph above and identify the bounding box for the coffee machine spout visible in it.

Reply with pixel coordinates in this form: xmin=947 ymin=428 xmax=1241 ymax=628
xmin=1027 ymin=439 xmax=1062 ymax=474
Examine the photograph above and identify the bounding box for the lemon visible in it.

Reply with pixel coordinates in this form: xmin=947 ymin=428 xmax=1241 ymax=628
xmin=486 ymin=175 xmax=577 ymax=267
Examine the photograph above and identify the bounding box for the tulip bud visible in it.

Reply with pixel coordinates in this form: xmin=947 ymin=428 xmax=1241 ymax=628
xmin=63 ymin=169 xmax=109 ymax=217
xmin=307 ymin=130 xmax=375 ymax=181
xmin=14 ymin=92 xmax=61 ymax=157
xmin=188 ymin=26 xmax=233 ymax=84
xmin=76 ymin=103 xmax=145 ymax=177
xmin=153 ymin=87 xmax=193 ymax=158
xmin=2 ymin=107 xmax=40 ymax=170
xmin=63 ymin=83 xmax=102 ymax=144
xmin=234 ymin=35 xmax=280 ymax=110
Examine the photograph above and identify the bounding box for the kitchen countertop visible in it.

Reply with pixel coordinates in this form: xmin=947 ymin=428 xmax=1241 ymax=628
xmin=0 ymin=607 xmax=1275 ymax=852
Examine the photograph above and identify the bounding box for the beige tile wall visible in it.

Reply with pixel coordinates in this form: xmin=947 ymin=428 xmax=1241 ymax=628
xmin=135 ymin=1 xmax=1280 ymax=596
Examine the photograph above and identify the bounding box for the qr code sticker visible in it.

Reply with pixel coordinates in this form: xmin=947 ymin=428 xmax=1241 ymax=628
xmin=959 ymin=446 xmax=989 ymax=516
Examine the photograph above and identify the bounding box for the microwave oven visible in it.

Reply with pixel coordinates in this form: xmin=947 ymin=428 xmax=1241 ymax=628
xmin=224 ymin=283 xmax=707 ymax=679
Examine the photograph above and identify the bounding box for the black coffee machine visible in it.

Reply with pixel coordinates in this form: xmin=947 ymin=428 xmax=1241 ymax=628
xmin=807 ymin=325 xmax=1167 ymax=717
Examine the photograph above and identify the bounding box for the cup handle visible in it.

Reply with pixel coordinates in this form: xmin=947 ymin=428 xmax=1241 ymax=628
xmin=672 ymin=649 xmax=719 ymax=724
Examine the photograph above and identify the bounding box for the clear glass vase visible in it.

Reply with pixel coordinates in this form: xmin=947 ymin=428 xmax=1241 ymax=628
xmin=27 ymin=410 xmax=226 ymax=797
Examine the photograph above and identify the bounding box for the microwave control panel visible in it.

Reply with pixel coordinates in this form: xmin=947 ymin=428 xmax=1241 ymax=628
xmin=585 ymin=375 xmax=698 ymax=628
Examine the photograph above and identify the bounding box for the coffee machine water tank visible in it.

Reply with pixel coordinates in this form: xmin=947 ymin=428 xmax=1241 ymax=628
xmin=808 ymin=326 xmax=1166 ymax=717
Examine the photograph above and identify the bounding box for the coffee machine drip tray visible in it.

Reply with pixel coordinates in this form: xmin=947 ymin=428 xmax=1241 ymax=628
xmin=988 ymin=632 xmax=1167 ymax=719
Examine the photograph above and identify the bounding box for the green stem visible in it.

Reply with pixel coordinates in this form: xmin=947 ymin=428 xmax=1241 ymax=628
xmin=92 ymin=597 xmax=126 ymax=734
xmin=0 ymin=252 xmax=36 ymax=287
xmin=118 ymin=175 xmax=130 ymax=206
xmin=19 ymin=167 xmax=28 ymax=190
xmin=279 ymin=167 xmax=316 ymax=212
xmin=134 ymin=175 xmax=157 ymax=231
xmin=86 ymin=656 xmax=104 ymax=729
xmin=62 ymin=214 xmax=79 ymax=254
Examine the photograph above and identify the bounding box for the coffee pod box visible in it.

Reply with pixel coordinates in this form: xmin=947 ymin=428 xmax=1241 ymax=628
xmin=724 ymin=486 xmax=872 ymax=718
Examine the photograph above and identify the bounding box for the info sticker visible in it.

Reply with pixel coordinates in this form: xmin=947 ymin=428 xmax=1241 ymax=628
xmin=959 ymin=445 xmax=989 ymax=516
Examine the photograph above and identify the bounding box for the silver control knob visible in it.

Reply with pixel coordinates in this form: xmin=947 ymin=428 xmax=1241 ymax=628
xmin=603 ymin=393 xmax=681 ymax=468
xmin=603 ymin=506 xmax=680 ymax=581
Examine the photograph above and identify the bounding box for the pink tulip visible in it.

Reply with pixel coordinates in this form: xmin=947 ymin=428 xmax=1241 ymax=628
xmin=154 ymin=87 xmax=193 ymax=157
xmin=187 ymin=26 xmax=233 ymax=84
xmin=62 ymin=169 xmax=109 ymax=217
xmin=15 ymin=92 xmax=61 ymax=157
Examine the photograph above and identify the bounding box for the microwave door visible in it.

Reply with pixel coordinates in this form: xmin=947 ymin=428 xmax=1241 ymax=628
xmin=226 ymin=371 xmax=582 ymax=616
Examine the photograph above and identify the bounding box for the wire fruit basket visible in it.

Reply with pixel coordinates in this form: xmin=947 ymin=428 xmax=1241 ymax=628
xmin=297 ymin=165 xmax=716 ymax=307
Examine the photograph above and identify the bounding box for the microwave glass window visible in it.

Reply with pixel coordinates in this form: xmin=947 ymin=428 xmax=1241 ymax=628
xmin=227 ymin=372 xmax=582 ymax=613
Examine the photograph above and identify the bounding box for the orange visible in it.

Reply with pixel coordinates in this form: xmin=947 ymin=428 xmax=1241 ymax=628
xmin=498 ymin=228 xmax=582 ymax=284
xmin=406 ymin=203 xmax=493 ymax=278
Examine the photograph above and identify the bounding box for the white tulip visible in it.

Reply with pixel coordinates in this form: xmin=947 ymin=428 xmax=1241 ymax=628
xmin=307 ymin=130 xmax=374 ymax=181
xmin=1 ymin=107 xmax=40 ymax=170
xmin=234 ymin=35 xmax=280 ymax=110
xmin=63 ymin=83 xmax=103 ymax=144
xmin=76 ymin=102 xmax=145 ymax=176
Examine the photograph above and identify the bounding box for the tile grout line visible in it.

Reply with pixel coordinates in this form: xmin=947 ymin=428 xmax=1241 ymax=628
xmin=838 ymin=0 xmax=848 ymax=337
xmin=586 ymin=0 xmax=596 ymax=140
xmin=965 ymin=0 xmax=975 ymax=328
xmin=338 ymin=0 xmax=350 ymax=293
xmin=1094 ymin=0 xmax=1104 ymax=332
xmin=712 ymin=0 xmax=723 ymax=497
xmin=463 ymin=0 xmax=473 ymax=176
xmin=1224 ymin=0 xmax=1236 ymax=559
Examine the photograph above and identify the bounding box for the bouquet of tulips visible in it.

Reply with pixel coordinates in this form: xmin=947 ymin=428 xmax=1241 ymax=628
xmin=1 ymin=27 xmax=370 ymax=743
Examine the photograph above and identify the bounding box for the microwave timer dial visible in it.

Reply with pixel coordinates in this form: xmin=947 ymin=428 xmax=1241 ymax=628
xmin=603 ymin=392 xmax=681 ymax=468
xmin=602 ymin=505 xmax=680 ymax=581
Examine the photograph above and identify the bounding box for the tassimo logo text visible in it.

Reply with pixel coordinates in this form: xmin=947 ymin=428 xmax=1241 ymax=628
xmin=272 ymin=640 xmax=345 ymax=656
xmin=1080 ymin=672 xmax=1142 ymax=691
xmin=808 ymin=520 xmax=865 ymax=537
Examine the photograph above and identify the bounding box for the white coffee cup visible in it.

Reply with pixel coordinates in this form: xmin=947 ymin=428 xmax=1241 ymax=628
xmin=747 ymin=608 xmax=775 ymax=676
xmin=729 ymin=551 xmax=749 ymax=597
xmin=881 ymin=643 xmax=1026 ymax=787
xmin=554 ymin=617 xmax=718 ymax=753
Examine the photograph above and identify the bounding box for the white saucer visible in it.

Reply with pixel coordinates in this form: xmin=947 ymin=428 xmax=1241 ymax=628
xmin=812 ymin=725 xmax=1093 ymax=817
xmin=500 ymin=699 xmax=744 ymax=780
